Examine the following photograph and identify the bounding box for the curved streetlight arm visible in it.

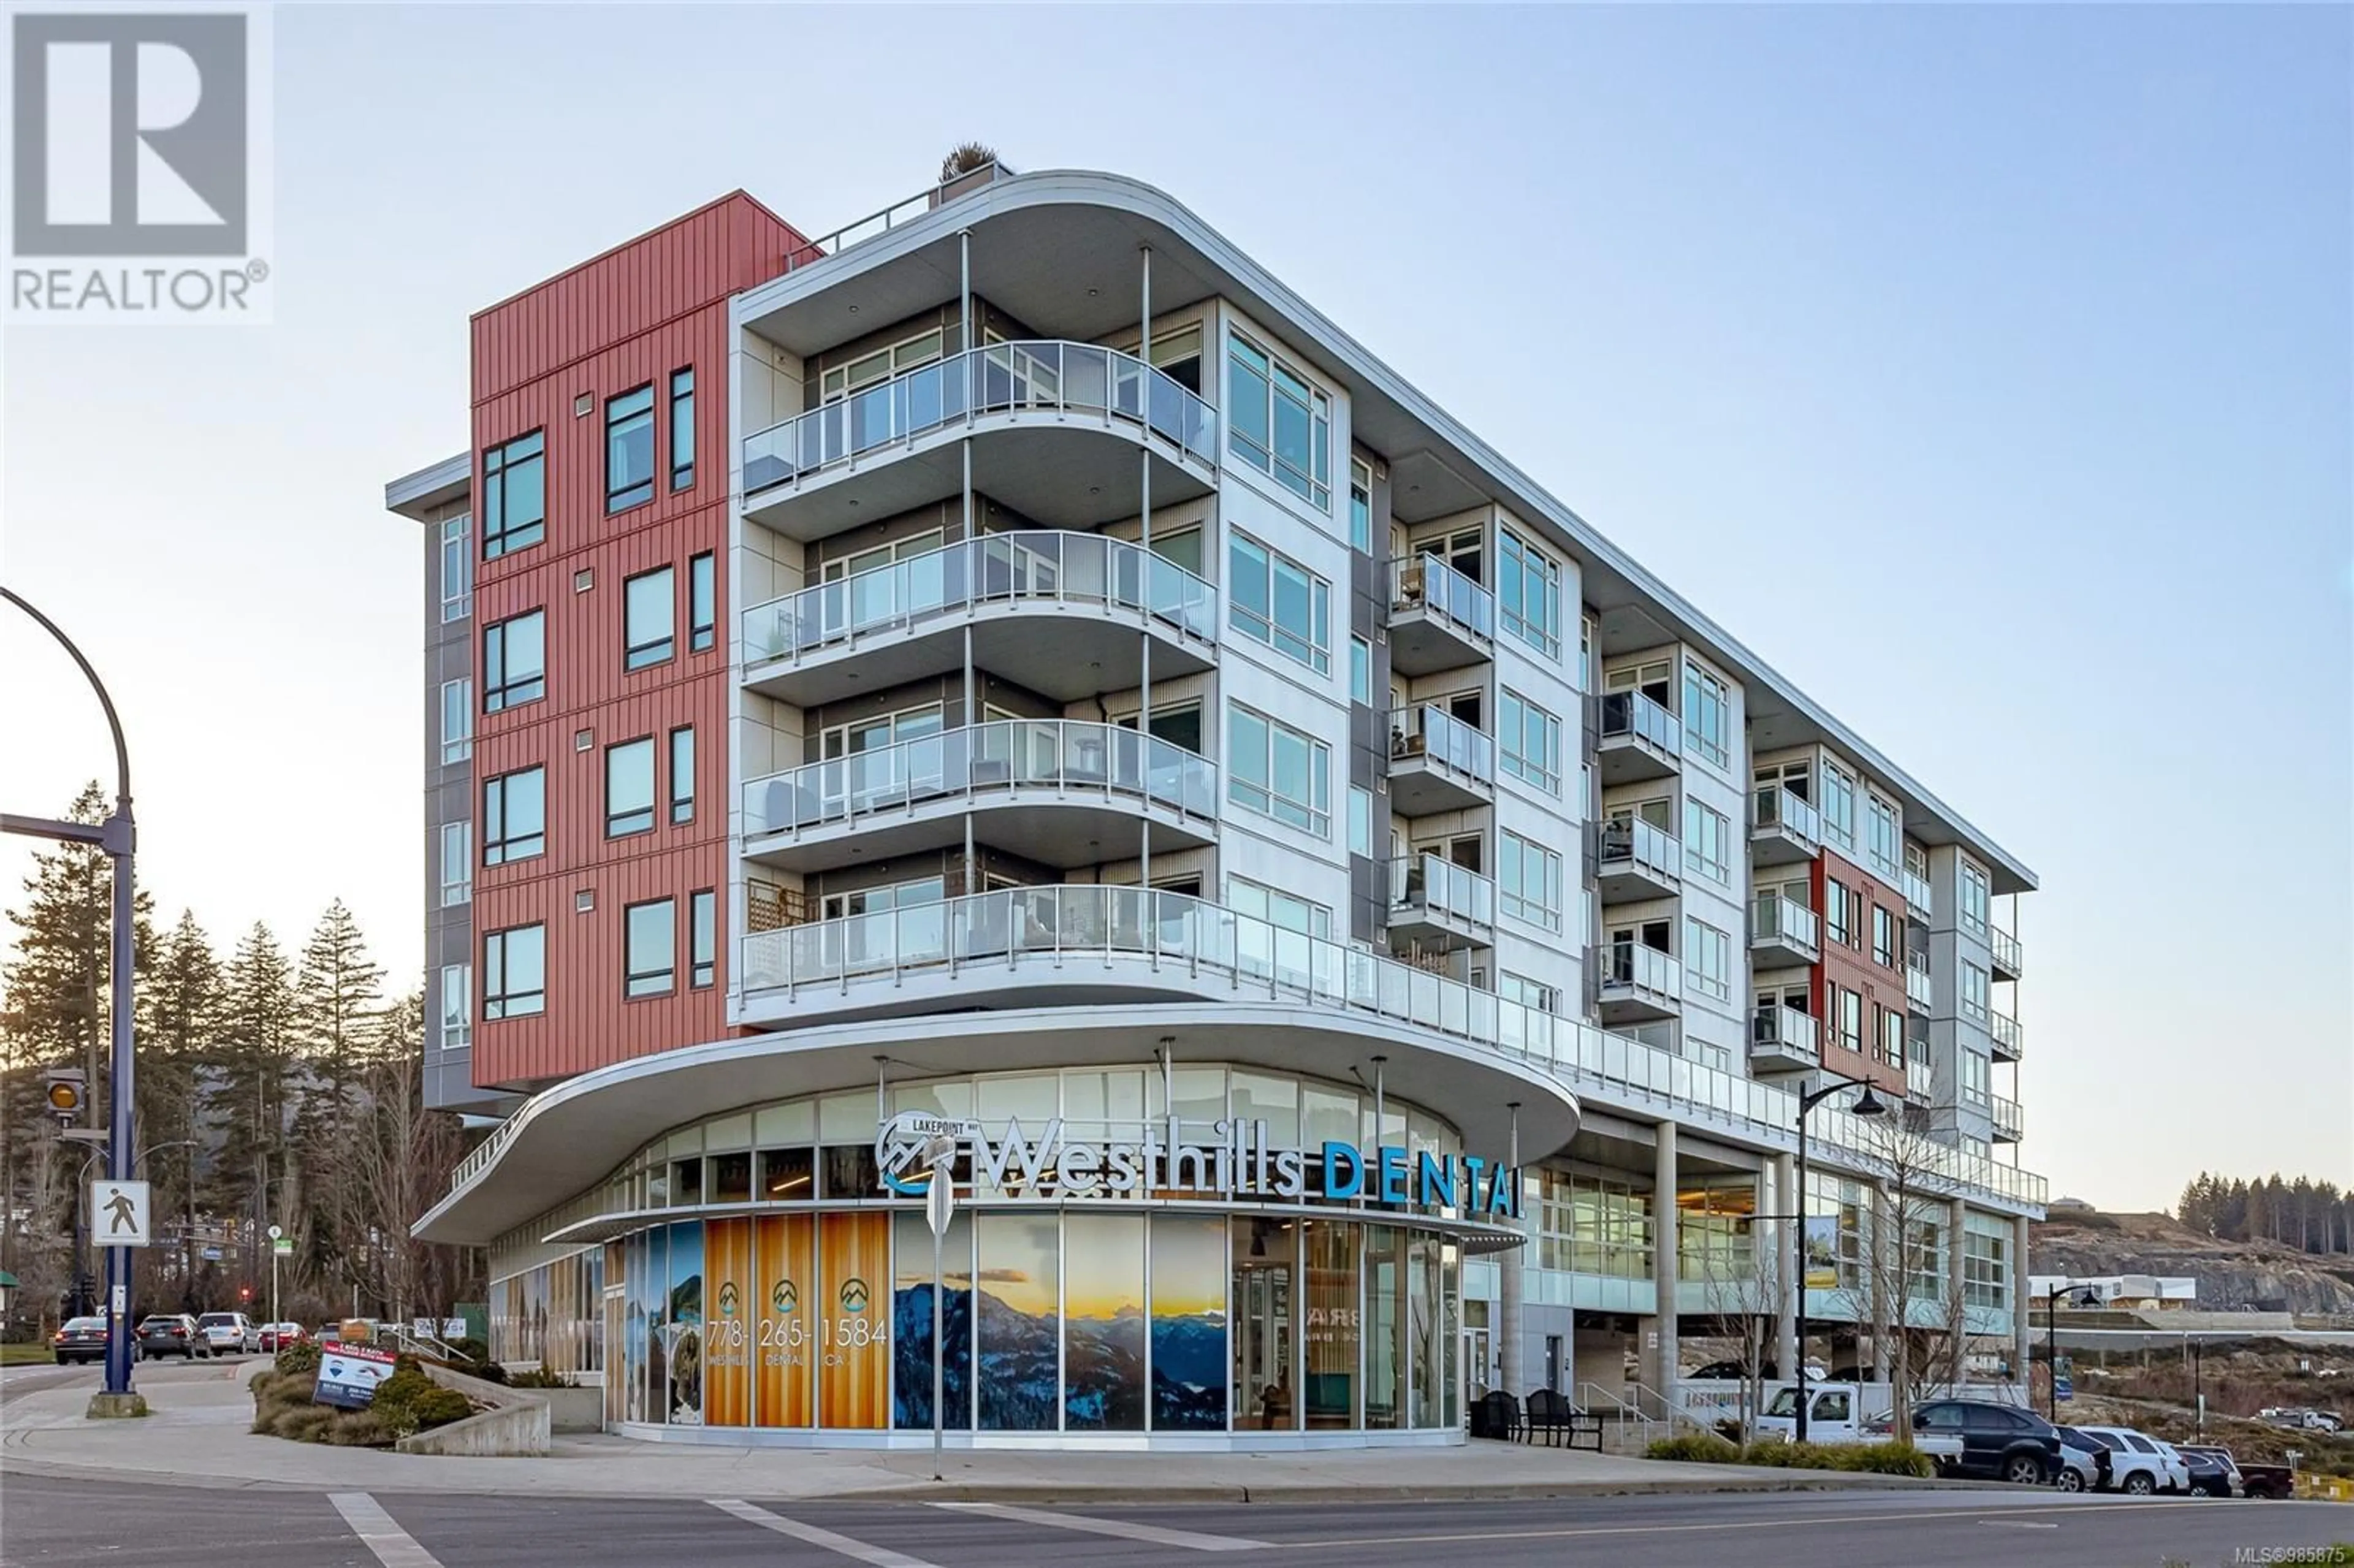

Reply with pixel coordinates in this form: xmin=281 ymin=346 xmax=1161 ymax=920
xmin=1 ymin=586 xmax=132 ymax=813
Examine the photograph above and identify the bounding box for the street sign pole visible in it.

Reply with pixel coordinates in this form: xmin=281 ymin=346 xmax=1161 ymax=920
xmin=923 ymin=1136 xmax=956 ymax=1484
xmin=268 ymin=1224 xmax=283 ymax=1329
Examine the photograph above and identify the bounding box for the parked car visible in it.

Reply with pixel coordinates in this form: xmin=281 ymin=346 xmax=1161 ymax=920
xmin=51 ymin=1315 xmax=110 ymax=1365
xmin=1904 ymin=1399 xmax=2063 ymax=1485
xmin=1686 ymin=1359 xmax=1777 ymax=1381
xmin=196 ymin=1311 xmax=259 ymax=1355
xmin=134 ymin=1313 xmax=206 ymax=1360
xmin=258 ymin=1322 xmax=307 ymax=1353
xmin=2053 ymin=1425 xmax=2108 ymax=1492
xmin=2230 ymin=1454 xmax=2297 ymax=1500
xmin=2174 ymin=1444 xmax=2239 ymax=1498
xmin=2070 ymin=1425 xmax=2190 ymax=1495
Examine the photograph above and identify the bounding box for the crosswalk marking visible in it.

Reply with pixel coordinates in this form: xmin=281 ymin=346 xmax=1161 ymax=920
xmin=328 ymin=1493 xmax=446 ymax=1568
xmin=707 ymin=1498 xmax=942 ymax=1567
xmin=932 ymin=1500 xmax=1268 ymax=1552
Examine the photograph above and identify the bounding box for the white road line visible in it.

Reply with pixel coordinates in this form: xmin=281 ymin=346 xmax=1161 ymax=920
xmin=327 ymin=1493 xmax=446 ymax=1568
xmin=933 ymin=1500 xmax=1269 ymax=1552
xmin=707 ymin=1498 xmax=942 ymax=1567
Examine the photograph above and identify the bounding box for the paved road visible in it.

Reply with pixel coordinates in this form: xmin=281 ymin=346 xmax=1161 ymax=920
xmin=4 ymin=1474 xmax=2350 ymax=1568
xmin=0 ymin=1353 xmax=249 ymax=1412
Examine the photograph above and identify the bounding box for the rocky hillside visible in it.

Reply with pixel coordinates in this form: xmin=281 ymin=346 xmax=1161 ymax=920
xmin=2034 ymin=1209 xmax=2354 ymax=1317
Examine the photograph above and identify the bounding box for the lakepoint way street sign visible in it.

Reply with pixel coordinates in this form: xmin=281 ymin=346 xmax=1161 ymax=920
xmin=91 ymin=1179 xmax=150 ymax=1246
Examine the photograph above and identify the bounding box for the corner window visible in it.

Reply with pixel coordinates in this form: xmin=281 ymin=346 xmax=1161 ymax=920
xmin=483 ymin=766 xmax=546 ymax=865
xmin=440 ymin=517 xmax=472 ymax=621
xmin=482 ymin=432 xmax=545 ymax=558
xmin=1349 ymin=457 xmax=1373 ymax=552
xmin=1499 ymin=688 xmax=1561 ymax=796
xmin=1499 ymin=527 xmax=1561 ymax=659
xmin=624 ymin=566 xmax=676 ymax=670
xmin=1821 ymin=761 xmax=1857 ymax=851
xmin=440 ymin=679 xmax=472 ymax=763
xmin=483 ymin=924 xmax=546 ymax=1020
xmin=690 ymin=889 xmax=715 ymax=989
xmin=483 ymin=610 xmax=546 ymax=712
xmin=438 ymin=964 xmax=470 ymax=1051
xmin=1227 ymin=329 xmax=1331 ymax=510
xmin=1228 ymin=531 xmax=1330 ymax=674
xmin=669 ymin=368 xmax=695 ymax=491
xmin=440 ymin=821 xmax=470 ymax=905
xmin=1960 ymin=862 xmax=1990 ymax=937
xmin=1499 ymin=830 xmax=1562 ymax=932
xmin=669 ymin=726 xmax=695 ymax=824
xmin=606 ymin=385 xmax=655 ymax=512
xmin=688 ymin=552 xmax=715 ymax=653
xmin=625 ymin=898 xmax=676 ymax=999
xmin=606 ymin=737 xmax=656 ymax=837
xmin=1867 ymin=793 xmax=1901 ymax=881
xmin=1682 ymin=663 xmax=1729 ymax=771
xmin=1227 ymin=704 xmax=1330 ymax=837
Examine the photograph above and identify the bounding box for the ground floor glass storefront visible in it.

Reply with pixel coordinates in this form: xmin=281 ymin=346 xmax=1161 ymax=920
xmin=581 ymin=1208 xmax=1462 ymax=1441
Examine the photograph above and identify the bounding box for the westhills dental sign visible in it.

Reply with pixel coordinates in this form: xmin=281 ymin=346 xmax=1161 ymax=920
xmin=876 ymin=1111 xmax=1521 ymax=1219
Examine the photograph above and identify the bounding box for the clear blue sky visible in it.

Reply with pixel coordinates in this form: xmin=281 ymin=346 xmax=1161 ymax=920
xmin=3 ymin=5 xmax=2347 ymax=1211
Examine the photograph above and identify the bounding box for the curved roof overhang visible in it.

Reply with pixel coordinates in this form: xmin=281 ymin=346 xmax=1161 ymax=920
xmin=414 ymin=1003 xmax=1581 ymax=1247
xmin=734 ymin=171 xmax=2035 ymax=894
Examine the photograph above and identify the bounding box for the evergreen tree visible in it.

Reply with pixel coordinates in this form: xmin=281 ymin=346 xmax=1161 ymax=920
xmin=140 ymin=911 xmax=223 ymax=1300
xmin=289 ymin=901 xmax=383 ymax=1285
xmin=216 ymin=922 xmax=296 ymax=1285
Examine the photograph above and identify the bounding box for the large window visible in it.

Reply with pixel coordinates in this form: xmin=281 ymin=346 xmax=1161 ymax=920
xmin=606 ymin=738 xmax=656 ymax=837
xmin=1227 ymin=329 xmax=1331 ymax=509
xmin=1684 ymin=916 xmax=1731 ymax=1002
xmin=440 ymin=517 xmax=472 ymax=621
xmin=1824 ymin=878 xmax=1853 ymax=947
xmin=1349 ymin=456 xmax=1373 ymax=552
xmin=1872 ymin=905 xmax=1897 ymax=969
xmin=1879 ymin=1005 xmax=1906 ymax=1068
xmin=482 ymin=431 xmax=545 ymax=558
xmin=483 ymin=610 xmax=546 ymax=711
xmin=1227 ymin=876 xmax=1331 ymax=938
xmin=690 ymin=889 xmax=715 ymax=989
xmin=1960 ymin=1048 xmax=1990 ymax=1107
xmin=1502 ymin=972 xmax=1560 ymax=1014
xmin=606 ymin=384 xmax=655 ymax=511
xmin=1962 ymin=961 xmax=1989 ymax=1024
xmin=1821 ymin=760 xmax=1857 ymax=851
xmin=1960 ymin=861 xmax=1990 ymax=937
xmin=669 ymin=368 xmax=695 ymax=490
xmin=440 ymin=821 xmax=470 ymax=906
xmin=1964 ymin=1224 xmax=2009 ymax=1310
xmin=1686 ymin=799 xmax=1731 ymax=885
xmin=440 ymin=679 xmax=472 ymax=764
xmin=482 ymin=767 xmax=545 ymax=865
xmin=1835 ymin=986 xmax=1862 ymax=1054
xmin=1347 ymin=786 xmax=1372 ymax=858
xmin=1499 ymin=688 xmax=1561 ymax=795
xmin=688 ymin=552 xmax=715 ymax=653
xmin=438 ymin=964 xmax=470 ymax=1051
xmin=626 ymin=898 xmax=676 ymax=998
xmin=483 ymin=924 xmax=546 ymax=1020
xmin=669 ymin=726 xmax=695 ymax=824
xmin=1350 ymin=636 xmax=1371 ymax=705
xmin=1867 ymin=793 xmax=1900 ymax=881
xmin=1683 ymin=663 xmax=1730 ymax=770
xmin=1227 ymin=704 xmax=1330 ymax=836
xmin=1499 ymin=830 xmax=1561 ymax=932
xmin=1498 ymin=527 xmax=1561 ymax=658
xmin=1228 ymin=532 xmax=1330 ymax=674
xmin=624 ymin=566 xmax=675 ymax=670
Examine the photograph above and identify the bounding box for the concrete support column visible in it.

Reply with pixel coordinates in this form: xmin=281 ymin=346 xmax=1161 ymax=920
xmin=1499 ymin=1170 xmax=1526 ymax=1397
xmin=1648 ymin=1122 xmax=1679 ymax=1403
xmin=2012 ymin=1212 xmax=2033 ymax=1390
xmin=1774 ymin=1151 xmax=1799 ymax=1382
xmin=1948 ymin=1198 xmax=1968 ymax=1391
xmin=1869 ymin=1185 xmax=1892 ymax=1384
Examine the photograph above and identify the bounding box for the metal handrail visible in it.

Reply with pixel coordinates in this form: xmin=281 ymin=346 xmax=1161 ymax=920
xmin=1903 ymin=867 xmax=1935 ymax=916
xmin=1751 ymin=1004 xmax=1819 ymax=1057
xmin=1387 ymin=553 xmax=1495 ymax=641
xmin=742 ymin=529 xmax=1216 ymax=665
xmin=1593 ymin=940 xmax=1680 ymax=997
xmin=742 ymin=720 xmax=1217 ymax=837
xmin=1753 ymin=784 xmax=1821 ymax=845
xmin=780 ymin=161 xmax=1013 ymax=272
xmin=1990 ymin=927 xmax=2024 ymax=975
xmin=1388 ymin=853 xmax=1496 ymax=929
xmin=742 ymin=338 xmax=1216 ymax=493
xmin=1753 ymin=892 xmax=1819 ymax=951
xmin=1990 ymin=1012 xmax=2024 ymax=1058
xmin=1600 ymin=818 xmax=1683 ymax=884
xmin=1389 ymin=704 xmax=1496 ymax=782
xmin=1599 ymin=690 xmax=1680 ymax=756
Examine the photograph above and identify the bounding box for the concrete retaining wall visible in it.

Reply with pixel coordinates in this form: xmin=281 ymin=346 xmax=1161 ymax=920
xmin=541 ymin=1386 xmax=601 ymax=1434
xmin=394 ymin=1364 xmax=550 ymax=1457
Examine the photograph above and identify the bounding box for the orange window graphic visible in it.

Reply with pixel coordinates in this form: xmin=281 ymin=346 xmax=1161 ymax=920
xmin=754 ymin=1215 xmax=813 ymax=1427
xmin=816 ymin=1212 xmax=889 ymax=1429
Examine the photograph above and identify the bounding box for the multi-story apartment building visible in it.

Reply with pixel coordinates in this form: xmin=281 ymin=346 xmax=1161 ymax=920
xmin=391 ymin=164 xmax=2041 ymax=1447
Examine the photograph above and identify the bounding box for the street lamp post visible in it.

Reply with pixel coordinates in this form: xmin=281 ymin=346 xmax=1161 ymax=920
xmin=0 ymin=589 xmax=140 ymax=1417
xmin=1792 ymin=1070 xmax=1887 ymax=1444
xmin=2044 ymin=1281 xmax=2100 ymax=1421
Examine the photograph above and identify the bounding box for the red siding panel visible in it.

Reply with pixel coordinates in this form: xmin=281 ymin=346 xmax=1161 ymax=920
xmin=463 ymin=192 xmax=804 ymax=1091
xmin=1811 ymin=848 xmax=1910 ymax=1096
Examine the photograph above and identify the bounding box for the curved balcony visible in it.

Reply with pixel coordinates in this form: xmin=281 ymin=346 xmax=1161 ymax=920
xmin=740 ymin=340 xmax=1217 ymax=541
xmin=741 ymin=530 xmax=1216 ymax=709
xmin=741 ymin=720 xmax=1216 ymax=873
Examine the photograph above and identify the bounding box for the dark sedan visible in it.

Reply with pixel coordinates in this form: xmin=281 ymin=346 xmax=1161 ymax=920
xmin=51 ymin=1315 xmax=110 ymax=1364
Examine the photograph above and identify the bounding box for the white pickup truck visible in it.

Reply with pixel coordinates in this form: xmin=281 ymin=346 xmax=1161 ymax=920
xmin=1752 ymin=1382 xmax=1872 ymax=1444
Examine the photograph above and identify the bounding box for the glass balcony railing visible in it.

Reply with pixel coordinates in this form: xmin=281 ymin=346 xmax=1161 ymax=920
xmin=1600 ymin=818 xmax=1683 ymax=885
xmin=1906 ymin=958 xmax=1933 ymax=1011
xmin=1387 ymin=853 xmax=1496 ymax=931
xmin=1751 ymin=1004 xmax=1819 ymax=1059
xmin=1990 ymin=927 xmax=2024 ymax=976
xmin=742 ymin=339 xmax=1217 ymax=494
xmin=1990 ymin=1011 xmax=2024 ymax=1059
xmin=742 ymin=720 xmax=1216 ymax=837
xmin=1388 ymin=704 xmax=1496 ymax=783
xmin=1992 ymin=1095 xmax=2024 ymax=1138
xmin=1907 ymin=1059 xmax=1935 ymax=1102
xmin=742 ymin=530 xmax=1215 ymax=665
xmin=1752 ymin=784 xmax=1822 ymax=845
xmin=1387 ymin=554 xmax=1495 ymax=642
xmin=1599 ymin=690 xmax=1681 ymax=758
xmin=1752 ymin=891 xmax=1819 ymax=951
xmin=1594 ymin=941 xmax=1680 ymax=997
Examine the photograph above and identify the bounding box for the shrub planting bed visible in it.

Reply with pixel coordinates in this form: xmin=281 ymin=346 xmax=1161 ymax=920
xmin=249 ymin=1345 xmax=475 ymax=1447
xmin=1646 ymin=1434 xmax=1937 ymax=1477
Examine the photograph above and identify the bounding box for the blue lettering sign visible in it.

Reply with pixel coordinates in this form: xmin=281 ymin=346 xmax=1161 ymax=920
xmin=1321 ymin=1141 xmax=1364 ymax=1200
xmin=1378 ymin=1146 xmax=1409 ymax=1205
xmin=1417 ymin=1151 xmax=1456 ymax=1209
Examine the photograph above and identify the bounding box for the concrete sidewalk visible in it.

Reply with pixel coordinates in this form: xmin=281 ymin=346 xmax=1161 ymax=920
xmin=0 ymin=1362 xmax=1946 ymax=1503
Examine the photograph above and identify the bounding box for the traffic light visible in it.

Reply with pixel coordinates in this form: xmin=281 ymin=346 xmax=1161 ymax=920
xmin=238 ymin=1284 xmax=253 ymax=1303
xmin=40 ymin=1067 xmax=85 ymax=1125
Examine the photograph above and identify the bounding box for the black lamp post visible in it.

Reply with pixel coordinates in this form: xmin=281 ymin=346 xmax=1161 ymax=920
xmin=2044 ymin=1281 xmax=2101 ymax=1421
xmin=1792 ymin=1071 xmax=1887 ymax=1444
xmin=0 ymin=588 xmax=140 ymax=1415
